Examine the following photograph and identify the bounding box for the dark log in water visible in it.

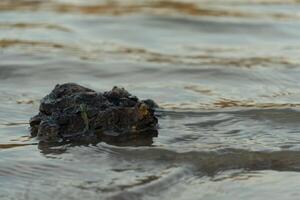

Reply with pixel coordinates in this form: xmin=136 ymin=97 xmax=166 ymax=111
xmin=29 ymin=83 xmax=158 ymax=143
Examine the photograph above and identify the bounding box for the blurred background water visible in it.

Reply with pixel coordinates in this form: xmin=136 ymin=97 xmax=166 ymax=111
xmin=1 ymin=0 xmax=300 ymax=199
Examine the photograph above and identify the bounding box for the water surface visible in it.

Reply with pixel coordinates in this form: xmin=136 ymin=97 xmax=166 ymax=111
xmin=1 ymin=0 xmax=300 ymax=199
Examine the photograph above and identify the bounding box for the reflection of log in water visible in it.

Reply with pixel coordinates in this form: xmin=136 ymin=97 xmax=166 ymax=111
xmin=38 ymin=130 xmax=158 ymax=155
xmin=0 ymin=143 xmax=36 ymax=149
xmin=104 ymin=147 xmax=300 ymax=175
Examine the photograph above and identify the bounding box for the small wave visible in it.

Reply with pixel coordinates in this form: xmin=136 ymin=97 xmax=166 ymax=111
xmin=159 ymin=101 xmax=300 ymax=111
xmin=0 ymin=22 xmax=71 ymax=32
xmin=16 ymin=99 xmax=36 ymax=104
xmin=1 ymin=39 xmax=298 ymax=68
xmin=214 ymin=99 xmax=300 ymax=109
xmin=0 ymin=39 xmax=68 ymax=49
xmin=184 ymin=85 xmax=214 ymax=95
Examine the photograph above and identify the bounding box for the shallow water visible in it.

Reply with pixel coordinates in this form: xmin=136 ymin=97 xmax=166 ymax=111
xmin=1 ymin=0 xmax=300 ymax=199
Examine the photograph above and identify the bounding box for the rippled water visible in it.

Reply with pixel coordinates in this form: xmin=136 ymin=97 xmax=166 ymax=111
xmin=1 ymin=0 xmax=300 ymax=199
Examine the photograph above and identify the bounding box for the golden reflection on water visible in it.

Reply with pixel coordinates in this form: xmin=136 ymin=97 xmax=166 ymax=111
xmin=0 ymin=22 xmax=71 ymax=32
xmin=0 ymin=1 xmax=299 ymax=19
xmin=0 ymin=143 xmax=34 ymax=149
xmin=1 ymin=39 xmax=298 ymax=68
xmin=0 ymin=39 xmax=67 ymax=49
xmin=214 ymin=99 xmax=300 ymax=109
xmin=160 ymin=100 xmax=300 ymax=111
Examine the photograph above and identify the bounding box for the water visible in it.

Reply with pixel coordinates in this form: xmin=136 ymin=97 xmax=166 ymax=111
xmin=1 ymin=0 xmax=300 ymax=199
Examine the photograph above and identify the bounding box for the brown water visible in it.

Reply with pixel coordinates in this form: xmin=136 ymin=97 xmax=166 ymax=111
xmin=1 ymin=0 xmax=300 ymax=199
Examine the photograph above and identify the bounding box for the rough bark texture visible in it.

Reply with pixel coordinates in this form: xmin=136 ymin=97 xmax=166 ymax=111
xmin=29 ymin=83 xmax=158 ymax=142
